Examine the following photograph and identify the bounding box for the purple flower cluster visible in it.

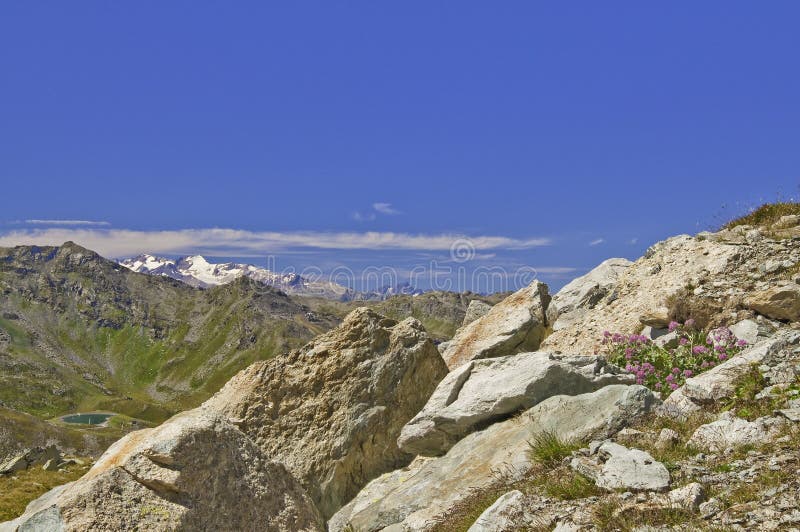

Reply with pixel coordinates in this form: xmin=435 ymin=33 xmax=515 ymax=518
xmin=603 ymin=320 xmax=747 ymax=397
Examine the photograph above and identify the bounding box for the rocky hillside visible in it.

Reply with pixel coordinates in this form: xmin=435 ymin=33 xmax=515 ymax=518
xmin=4 ymin=211 xmax=800 ymax=531
xmin=544 ymin=218 xmax=800 ymax=354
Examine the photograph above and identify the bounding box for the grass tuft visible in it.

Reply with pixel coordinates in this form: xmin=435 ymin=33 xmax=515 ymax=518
xmin=723 ymin=202 xmax=800 ymax=230
xmin=528 ymin=430 xmax=581 ymax=467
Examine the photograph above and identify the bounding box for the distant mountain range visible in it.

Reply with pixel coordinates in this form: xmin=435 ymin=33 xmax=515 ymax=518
xmin=119 ymin=254 xmax=424 ymax=301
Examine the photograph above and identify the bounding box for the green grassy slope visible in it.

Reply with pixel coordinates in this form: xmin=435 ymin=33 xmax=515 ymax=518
xmin=0 ymin=242 xmax=338 ymax=424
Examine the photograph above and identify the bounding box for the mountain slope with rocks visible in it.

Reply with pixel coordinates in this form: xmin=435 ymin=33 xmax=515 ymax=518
xmin=5 ymin=207 xmax=800 ymax=531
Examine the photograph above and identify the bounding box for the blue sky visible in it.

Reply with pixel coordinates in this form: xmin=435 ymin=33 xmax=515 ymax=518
xmin=1 ymin=2 xmax=799 ymax=291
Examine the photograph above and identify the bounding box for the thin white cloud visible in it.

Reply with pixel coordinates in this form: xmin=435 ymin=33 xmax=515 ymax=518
xmin=351 ymin=211 xmax=376 ymax=222
xmin=0 ymin=227 xmax=552 ymax=258
xmin=629 ymin=237 xmax=639 ymax=245
xmin=23 ymin=219 xmax=111 ymax=226
xmin=372 ymin=202 xmax=401 ymax=215
xmin=589 ymin=238 xmax=605 ymax=246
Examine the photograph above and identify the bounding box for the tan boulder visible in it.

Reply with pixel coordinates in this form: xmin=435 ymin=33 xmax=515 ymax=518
xmin=204 ymin=307 xmax=449 ymax=518
xmin=441 ymin=281 xmax=552 ymax=369
xmin=638 ymin=308 xmax=672 ymax=328
xmin=2 ymin=409 xmax=324 ymax=531
xmin=745 ymin=283 xmax=800 ymax=322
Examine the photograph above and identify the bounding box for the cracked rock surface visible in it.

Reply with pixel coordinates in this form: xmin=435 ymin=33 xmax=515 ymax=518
xmin=1 ymin=409 xmax=324 ymax=532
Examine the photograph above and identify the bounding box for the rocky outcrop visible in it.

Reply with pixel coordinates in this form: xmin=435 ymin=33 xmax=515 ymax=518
xmin=746 ymin=283 xmax=800 ymax=322
xmin=462 ymin=299 xmax=493 ymax=326
xmin=662 ymin=331 xmax=800 ymax=419
xmin=203 ymin=308 xmax=449 ymax=518
xmin=551 ymin=258 xmax=632 ymax=332
xmin=441 ymin=281 xmax=552 ymax=369
xmin=3 ymin=409 xmax=324 ymax=532
xmin=398 ymin=352 xmax=633 ymax=456
xmin=0 ymin=445 xmax=60 ymax=475
xmin=329 ymin=385 xmax=658 ymax=531
xmin=570 ymin=441 xmax=670 ymax=491
xmin=543 ymin=230 xmax=800 ymax=354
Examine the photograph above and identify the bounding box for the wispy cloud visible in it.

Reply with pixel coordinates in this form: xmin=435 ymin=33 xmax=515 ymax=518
xmin=351 ymin=211 xmax=376 ymax=222
xmin=23 ymin=219 xmax=111 ymax=226
xmin=629 ymin=237 xmax=639 ymax=245
xmin=372 ymin=202 xmax=401 ymax=215
xmin=0 ymin=227 xmax=551 ymax=258
xmin=589 ymin=238 xmax=605 ymax=246
xmin=352 ymin=202 xmax=402 ymax=221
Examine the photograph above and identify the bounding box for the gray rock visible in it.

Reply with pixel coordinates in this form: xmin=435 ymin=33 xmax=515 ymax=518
xmin=687 ymin=412 xmax=785 ymax=452
xmin=667 ymin=482 xmax=706 ymax=510
xmin=699 ymin=497 xmax=722 ymax=518
xmin=570 ymin=442 xmax=670 ymax=491
xmin=398 ymin=352 xmax=633 ymax=456
xmin=641 ymin=326 xmax=670 ymax=341
xmin=776 ymin=407 xmax=800 ymax=422
xmin=655 ymin=428 xmax=681 ymax=450
xmin=551 ymin=258 xmax=632 ymax=331
xmin=654 ymin=330 xmax=680 ymax=348
xmin=441 ymin=281 xmax=552 ymax=369
xmin=729 ymin=319 xmax=760 ymax=346
xmin=462 ymin=300 xmax=493 ymax=327
xmin=329 ymin=385 xmax=658 ymax=531
xmin=467 ymin=490 xmax=529 ymax=532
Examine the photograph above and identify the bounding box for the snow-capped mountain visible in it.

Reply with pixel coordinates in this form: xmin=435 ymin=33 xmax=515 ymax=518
xmin=119 ymin=254 xmax=354 ymax=300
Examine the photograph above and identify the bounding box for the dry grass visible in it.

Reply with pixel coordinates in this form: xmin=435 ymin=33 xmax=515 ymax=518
xmin=723 ymin=202 xmax=800 ymax=230
xmin=0 ymin=461 xmax=90 ymax=521
xmin=665 ymin=286 xmax=725 ymax=330
xmin=591 ymin=498 xmax=719 ymax=531
xmin=427 ymin=480 xmax=513 ymax=532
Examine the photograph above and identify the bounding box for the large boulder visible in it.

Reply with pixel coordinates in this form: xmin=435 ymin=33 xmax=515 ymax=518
xmin=661 ymin=331 xmax=800 ymax=419
xmin=552 ymin=258 xmax=632 ymax=331
xmin=329 ymin=385 xmax=658 ymax=531
xmin=570 ymin=441 xmax=670 ymax=492
xmin=398 ymin=352 xmax=633 ymax=456
xmin=745 ymin=283 xmax=800 ymax=322
xmin=203 ymin=308 xmax=449 ymax=518
xmin=441 ymin=281 xmax=552 ymax=369
xmin=1 ymin=409 xmax=324 ymax=532
xmin=687 ymin=412 xmax=786 ymax=452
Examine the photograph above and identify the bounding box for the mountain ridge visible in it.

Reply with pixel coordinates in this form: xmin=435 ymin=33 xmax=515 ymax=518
xmin=119 ymin=253 xmax=425 ymax=301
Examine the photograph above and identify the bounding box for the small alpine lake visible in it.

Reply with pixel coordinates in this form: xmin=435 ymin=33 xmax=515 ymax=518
xmin=60 ymin=413 xmax=114 ymax=425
